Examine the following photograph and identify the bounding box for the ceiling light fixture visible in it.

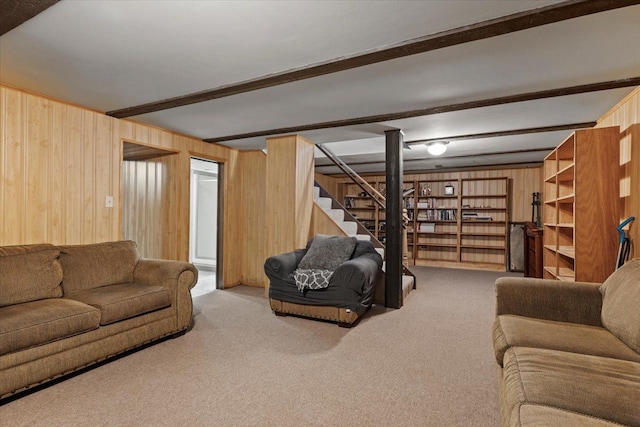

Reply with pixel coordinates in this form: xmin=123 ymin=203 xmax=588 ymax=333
xmin=427 ymin=141 xmax=448 ymax=156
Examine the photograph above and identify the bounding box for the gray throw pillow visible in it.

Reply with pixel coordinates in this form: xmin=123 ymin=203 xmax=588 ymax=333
xmin=298 ymin=235 xmax=357 ymax=271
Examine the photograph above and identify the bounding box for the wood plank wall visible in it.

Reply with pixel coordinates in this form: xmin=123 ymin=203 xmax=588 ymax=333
xmin=0 ymin=85 xmax=246 ymax=287
xmin=326 ymin=166 xmax=543 ymax=223
xmin=239 ymin=150 xmax=267 ymax=287
xmin=597 ymin=86 xmax=640 ymax=258
xmin=265 ymin=135 xmax=315 ymax=260
xmin=295 ymin=138 xmax=316 ymax=249
xmin=0 ymin=89 xmax=120 ymax=244
xmin=310 ymin=204 xmax=347 ymax=240
xmin=121 ymin=156 xmax=178 ymax=260
xmin=314 ymin=172 xmax=338 ymax=196
xmin=238 ymin=149 xmax=341 ymax=288
xmin=4 ymin=83 xmax=636 ymax=289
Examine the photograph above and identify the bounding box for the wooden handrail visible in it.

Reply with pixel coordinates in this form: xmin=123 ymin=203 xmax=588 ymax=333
xmin=314 ymin=147 xmax=416 ymax=282
xmin=316 ymin=144 xmax=410 ymax=223
xmin=316 ymin=144 xmax=385 ymax=209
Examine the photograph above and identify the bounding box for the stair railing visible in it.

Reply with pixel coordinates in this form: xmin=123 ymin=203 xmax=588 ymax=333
xmin=316 ymin=144 xmax=386 ymax=210
xmin=316 ymin=144 xmax=411 ymax=224
xmin=316 ymin=144 xmax=415 ymax=284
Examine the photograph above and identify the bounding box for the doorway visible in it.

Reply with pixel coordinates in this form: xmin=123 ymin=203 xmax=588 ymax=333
xmin=189 ymin=157 xmax=222 ymax=297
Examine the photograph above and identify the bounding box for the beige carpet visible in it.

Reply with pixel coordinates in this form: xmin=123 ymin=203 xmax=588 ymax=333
xmin=1 ymin=266 xmax=518 ymax=426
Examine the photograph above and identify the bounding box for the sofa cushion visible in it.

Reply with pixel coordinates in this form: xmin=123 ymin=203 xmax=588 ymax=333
xmin=0 ymin=298 xmax=100 ymax=356
xmin=600 ymin=258 xmax=640 ymax=354
xmin=59 ymin=240 xmax=140 ymax=295
xmin=516 ymin=405 xmax=628 ymax=427
xmin=65 ymin=283 xmax=171 ymax=325
xmin=502 ymin=347 xmax=640 ymax=427
xmin=298 ymin=235 xmax=357 ymax=270
xmin=0 ymin=244 xmax=63 ymax=307
xmin=492 ymin=315 xmax=640 ymax=366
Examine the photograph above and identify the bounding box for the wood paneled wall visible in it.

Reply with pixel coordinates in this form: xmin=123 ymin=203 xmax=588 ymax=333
xmin=265 ymin=135 xmax=315 ymax=261
xmin=239 ymin=150 xmax=267 ymax=287
xmin=5 ymin=83 xmax=635 ymax=289
xmin=328 ymin=166 xmax=543 ymax=223
xmin=597 ymin=86 xmax=640 ymax=258
xmin=314 ymin=172 xmax=338 ymax=196
xmin=121 ymin=156 xmax=177 ymax=260
xmin=310 ymin=204 xmax=347 ymax=241
xmin=0 ymin=89 xmax=119 ymax=245
xmin=0 ymin=85 xmax=246 ymax=287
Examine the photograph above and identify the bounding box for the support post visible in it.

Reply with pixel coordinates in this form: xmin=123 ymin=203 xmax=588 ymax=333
xmin=385 ymin=130 xmax=403 ymax=308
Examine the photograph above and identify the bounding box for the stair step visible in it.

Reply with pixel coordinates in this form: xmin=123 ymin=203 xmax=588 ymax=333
xmin=316 ymin=197 xmax=332 ymax=210
xmin=402 ymin=275 xmax=414 ymax=300
xmin=340 ymin=221 xmax=358 ymax=236
xmin=312 ymin=185 xmax=373 ymax=242
xmin=328 ymin=209 xmax=345 ymax=223
xmin=377 ymin=248 xmax=385 ymax=258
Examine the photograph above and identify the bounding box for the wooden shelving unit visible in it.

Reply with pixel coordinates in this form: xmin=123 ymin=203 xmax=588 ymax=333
xmin=414 ymin=179 xmax=460 ymax=265
xmin=341 ymin=180 xmax=416 ymax=263
xmin=402 ymin=180 xmax=416 ymax=264
xmin=343 ymin=190 xmax=378 ymax=237
xmin=542 ymin=126 xmax=620 ymax=283
xmin=340 ymin=176 xmax=510 ymax=270
xmin=458 ymin=177 xmax=509 ymax=268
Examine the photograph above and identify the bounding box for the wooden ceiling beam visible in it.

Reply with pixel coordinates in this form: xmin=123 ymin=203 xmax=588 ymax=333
xmin=315 ymin=147 xmax=555 ymax=168
xmin=404 ymin=121 xmax=596 ymax=145
xmin=106 ymin=0 xmax=639 ymax=119
xmin=203 ymin=77 xmax=639 ymax=143
xmin=0 ymin=0 xmax=59 ymax=36
xmin=315 ymin=121 xmax=594 ymax=166
xmin=325 ymin=161 xmax=545 ymax=177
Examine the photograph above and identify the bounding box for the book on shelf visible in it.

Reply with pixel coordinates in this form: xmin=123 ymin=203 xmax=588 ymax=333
xmin=404 ymin=197 xmax=415 ymax=209
xmin=416 ymin=208 xmax=456 ymax=221
xmin=419 ymin=222 xmax=436 ymax=233
xmin=463 ymin=213 xmax=493 ymax=221
xmin=439 ymin=209 xmax=456 ymax=221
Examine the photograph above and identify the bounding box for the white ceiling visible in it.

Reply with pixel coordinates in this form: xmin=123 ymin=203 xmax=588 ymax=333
xmin=1 ymin=0 xmax=639 ymax=175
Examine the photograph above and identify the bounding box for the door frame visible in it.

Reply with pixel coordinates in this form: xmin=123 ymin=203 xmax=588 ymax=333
xmin=189 ymin=155 xmax=224 ymax=289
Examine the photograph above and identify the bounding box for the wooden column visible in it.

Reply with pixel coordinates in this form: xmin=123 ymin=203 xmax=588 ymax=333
xmin=385 ymin=130 xmax=403 ymax=309
xmin=265 ymin=134 xmax=315 ymax=262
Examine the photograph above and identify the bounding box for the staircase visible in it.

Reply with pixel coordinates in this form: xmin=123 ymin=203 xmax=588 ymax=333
xmin=313 ymin=183 xmax=415 ymax=306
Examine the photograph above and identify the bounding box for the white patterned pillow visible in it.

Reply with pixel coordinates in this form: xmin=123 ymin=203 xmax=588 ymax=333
xmin=294 ymin=269 xmax=333 ymax=292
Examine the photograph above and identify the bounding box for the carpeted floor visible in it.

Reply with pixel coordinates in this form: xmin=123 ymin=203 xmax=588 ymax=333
xmin=0 ymin=266 xmax=519 ymax=426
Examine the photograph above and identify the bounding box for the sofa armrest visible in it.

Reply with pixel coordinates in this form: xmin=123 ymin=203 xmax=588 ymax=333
xmin=495 ymin=277 xmax=603 ymax=326
xmin=331 ymin=253 xmax=382 ymax=294
xmin=134 ymin=259 xmax=198 ymax=331
xmin=264 ymin=249 xmax=306 ymax=282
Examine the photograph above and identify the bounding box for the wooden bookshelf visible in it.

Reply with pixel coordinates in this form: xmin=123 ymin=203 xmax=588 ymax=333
xmin=542 ymin=126 xmax=620 ymax=283
xmin=459 ymin=177 xmax=509 ymax=268
xmin=410 ymin=177 xmax=509 ymax=269
xmin=339 ymin=176 xmax=510 ymax=270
